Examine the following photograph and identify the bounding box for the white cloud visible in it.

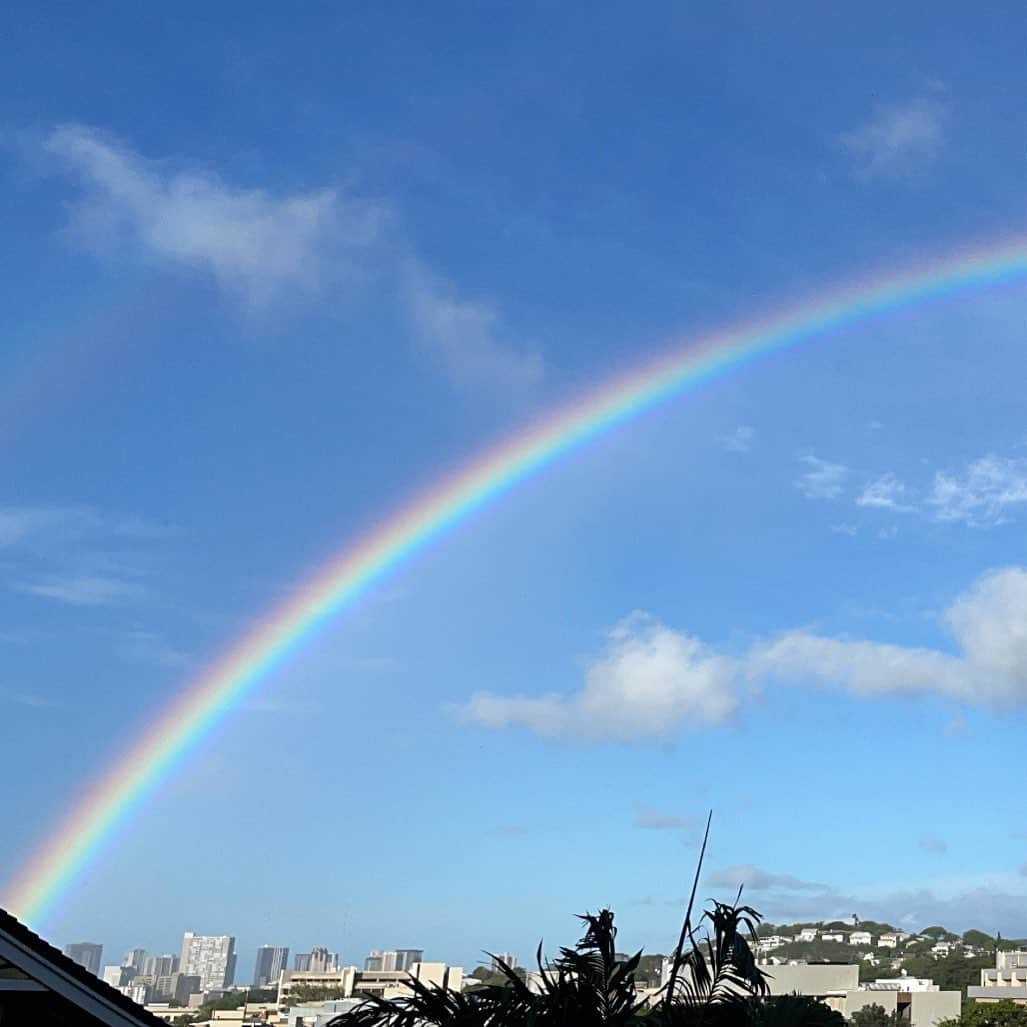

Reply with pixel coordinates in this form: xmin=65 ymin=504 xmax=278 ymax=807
xmin=919 ymin=835 xmax=948 ymax=855
xmin=839 ymin=91 xmax=945 ymax=181
xmin=718 ymin=425 xmax=755 ymax=453
xmin=754 ymin=567 xmax=1027 ymax=705
xmin=402 ymin=263 xmax=544 ymax=395
xmin=929 ymin=456 xmax=1027 ymax=526
xmin=705 ymin=865 xmax=829 ymax=892
xmin=460 ymin=613 xmax=738 ymax=741
xmin=18 ymin=574 xmax=144 ymax=607
xmin=752 ymin=632 xmax=967 ymax=698
xmin=857 ymin=473 xmax=914 ymax=512
xmin=796 ymin=454 xmax=848 ymax=500
xmin=44 ymin=124 xmax=385 ymax=310
xmin=462 ymin=567 xmax=1027 ymax=743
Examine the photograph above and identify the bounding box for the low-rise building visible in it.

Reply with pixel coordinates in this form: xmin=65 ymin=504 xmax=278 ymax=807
xmin=796 ymin=929 xmax=818 ymax=943
xmin=757 ymin=936 xmax=792 ymax=953
xmin=931 ymin=942 xmax=953 ymax=957
xmin=968 ymin=949 xmax=1027 ymax=1005
xmin=821 ymin=933 xmax=846 ymax=944
xmin=846 ymin=984 xmax=960 ymax=1027
xmin=878 ymin=934 xmax=899 ymax=949
xmin=278 ymin=962 xmax=463 ymax=1006
xmin=850 ymin=931 xmax=873 ymax=947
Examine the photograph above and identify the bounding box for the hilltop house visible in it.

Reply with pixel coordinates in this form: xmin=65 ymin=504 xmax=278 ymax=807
xmin=850 ymin=931 xmax=873 ymax=946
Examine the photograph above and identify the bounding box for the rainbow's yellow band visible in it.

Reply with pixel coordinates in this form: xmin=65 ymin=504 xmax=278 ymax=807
xmin=7 ymin=235 xmax=1027 ymax=925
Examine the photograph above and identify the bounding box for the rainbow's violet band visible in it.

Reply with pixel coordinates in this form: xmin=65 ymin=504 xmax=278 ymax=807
xmin=7 ymin=236 xmax=1027 ymax=926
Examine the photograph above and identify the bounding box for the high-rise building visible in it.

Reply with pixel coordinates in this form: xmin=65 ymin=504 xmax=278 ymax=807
xmin=180 ymin=932 xmax=237 ymax=991
xmin=151 ymin=954 xmax=179 ymax=977
xmin=123 ymin=948 xmax=148 ymax=973
xmin=153 ymin=971 xmax=202 ymax=1004
xmin=64 ymin=942 xmax=103 ymax=976
xmin=490 ymin=952 xmax=517 ymax=972
xmin=102 ymin=965 xmax=134 ymax=988
xmin=295 ymin=947 xmax=338 ymax=974
xmin=253 ymin=945 xmax=290 ymax=987
xmin=365 ymin=949 xmax=423 ymax=973
xmin=393 ymin=950 xmax=424 ymax=972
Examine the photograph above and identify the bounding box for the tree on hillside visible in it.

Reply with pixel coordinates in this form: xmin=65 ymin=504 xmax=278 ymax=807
xmin=850 ymin=1003 xmax=900 ymax=1027
xmin=963 ymin=931 xmax=995 ymax=949
xmin=938 ymin=999 xmax=1027 ymax=1027
xmin=896 ymin=952 xmax=991 ymax=994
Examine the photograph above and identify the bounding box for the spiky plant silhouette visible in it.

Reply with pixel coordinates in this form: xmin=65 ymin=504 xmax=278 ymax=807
xmin=326 ymin=815 xmax=838 ymax=1027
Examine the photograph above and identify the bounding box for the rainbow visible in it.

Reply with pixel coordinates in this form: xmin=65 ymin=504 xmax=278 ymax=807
xmin=7 ymin=236 xmax=1027 ymax=926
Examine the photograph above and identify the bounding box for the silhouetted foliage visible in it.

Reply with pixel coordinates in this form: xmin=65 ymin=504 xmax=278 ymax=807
xmin=326 ymin=816 xmax=840 ymax=1027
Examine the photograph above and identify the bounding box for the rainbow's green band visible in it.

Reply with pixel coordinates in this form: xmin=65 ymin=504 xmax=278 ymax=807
xmin=7 ymin=236 xmax=1027 ymax=925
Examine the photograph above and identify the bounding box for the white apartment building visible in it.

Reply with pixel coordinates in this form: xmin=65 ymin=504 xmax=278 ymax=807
xmin=180 ymin=932 xmax=237 ymax=991
xmin=821 ymin=933 xmax=846 ymax=943
xmin=850 ymin=931 xmax=872 ymax=946
xmin=931 ymin=942 xmax=953 ymax=957
xmin=878 ymin=934 xmax=899 ymax=949
xmin=796 ymin=928 xmax=818 ymax=943
xmin=757 ymin=936 xmax=792 ymax=953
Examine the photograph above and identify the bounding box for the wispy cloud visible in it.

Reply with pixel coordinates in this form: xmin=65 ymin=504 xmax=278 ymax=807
xmin=929 ymin=456 xmax=1027 ymax=526
xmin=857 ymin=473 xmax=914 ymax=512
xmin=402 ymin=263 xmax=544 ymax=395
xmin=44 ymin=124 xmax=385 ymax=311
xmin=462 ymin=566 xmax=1027 ymax=743
xmin=0 ymin=504 xmax=170 ymax=547
xmin=18 ymin=574 xmax=145 ymax=607
xmin=718 ymin=425 xmax=755 ymax=454
xmin=460 ymin=612 xmax=738 ymax=741
xmin=919 ymin=835 xmax=948 ymax=855
xmin=801 ymin=449 xmax=1027 ymax=530
xmin=705 ymin=865 xmax=829 ymax=892
xmin=795 ymin=454 xmax=848 ymax=500
xmin=39 ymin=124 xmax=543 ymax=397
xmin=839 ymin=90 xmax=946 ymax=181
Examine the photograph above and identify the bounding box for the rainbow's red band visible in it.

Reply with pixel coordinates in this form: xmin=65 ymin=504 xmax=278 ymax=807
xmin=7 ymin=235 xmax=1027 ymax=925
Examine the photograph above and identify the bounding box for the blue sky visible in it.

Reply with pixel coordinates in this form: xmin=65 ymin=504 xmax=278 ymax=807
xmin=5 ymin=1 xmax=1027 ymax=978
